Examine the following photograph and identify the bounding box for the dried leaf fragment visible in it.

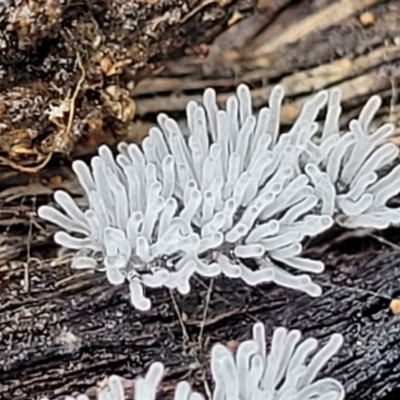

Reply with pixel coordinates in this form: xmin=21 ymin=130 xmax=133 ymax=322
xmin=101 ymin=85 xmax=136 ymax=122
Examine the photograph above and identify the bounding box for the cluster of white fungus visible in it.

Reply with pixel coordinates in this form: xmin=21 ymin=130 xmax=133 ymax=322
xmin=38 ymin=84 xmax=400 ymax=310
xmin=45 ymin=322 xmax=345 ymax=400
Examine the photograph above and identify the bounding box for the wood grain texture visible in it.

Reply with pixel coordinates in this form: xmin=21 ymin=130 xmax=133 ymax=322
xmin=1 ymin=241 xmax=400 ymax=400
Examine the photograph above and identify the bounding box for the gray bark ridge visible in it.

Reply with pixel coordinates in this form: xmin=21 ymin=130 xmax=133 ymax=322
xmin=1 ymin=246 xmax=400 ymax=399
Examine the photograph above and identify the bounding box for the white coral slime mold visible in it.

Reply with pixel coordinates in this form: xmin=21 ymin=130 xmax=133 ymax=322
xmin=211 ymin=323 xmax=344 ymax=400
xmin=62 ymin=362 xmax=203 ymax=400
xmin=38 ymin=84 xmax=400 ymax=310
xmin=52 ymin=323 xmax=345 ymax=400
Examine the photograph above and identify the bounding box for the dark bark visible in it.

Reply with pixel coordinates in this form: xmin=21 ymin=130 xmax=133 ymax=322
xmin=1 ymin=241 xmax=400 ymax=400
xmin=2 ymin=1 xmax=400 ymax=399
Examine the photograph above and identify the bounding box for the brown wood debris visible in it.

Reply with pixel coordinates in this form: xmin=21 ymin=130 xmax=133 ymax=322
xmin=0 ymin=0 xmax=254 ymax=173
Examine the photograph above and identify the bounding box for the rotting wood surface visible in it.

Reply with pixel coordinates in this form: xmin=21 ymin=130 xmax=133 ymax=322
xmin=2 ymin=0 xmax=400 ymax=399
xmin=1 ymin=241 xmax=400 ymax=400
xmin=133 ymin=0 xmax=400 ymax=137
xmin=0 ymin=0 xmax=255 ymax=173
xmin=1 ymin=0 xmax=398 ymax=183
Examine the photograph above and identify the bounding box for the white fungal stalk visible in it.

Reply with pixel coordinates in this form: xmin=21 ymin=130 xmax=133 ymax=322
xmin=38 ymin=84 xmax=400 ymax=310
xmin=49 ymin=322 xmax=345 ymax=400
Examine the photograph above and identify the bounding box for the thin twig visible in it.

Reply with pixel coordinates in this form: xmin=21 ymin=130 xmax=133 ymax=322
xmin=65 ymin=53 xmax=85 ymax=138
xmin=201 ymin=368 xmax=212 ymax=400
xmin=24 ymin=212 xmax=34 ymax=293
xmin=324 ymin=282 xmax=391 ymax=300
xmin=198 ymin=279 xmax=213 ymax=345
xmin=369 ymin=233 xmax=400 ymax=252
xmin=170 ymin=290 xmax=190 ymax=342
xmin=0 ymin=153 xmax=52 ymax=174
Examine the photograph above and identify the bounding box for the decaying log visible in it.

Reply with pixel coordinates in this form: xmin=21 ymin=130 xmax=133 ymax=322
xmin=132 ymin=0 xmax=400 ymax=138
xmin=2 ymin=1 xmax=400 ymax=399
xmin=1 ymin=239 xmax=400 ymax=400
xmin=0 ymin=0 xmax=254 ymax=172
